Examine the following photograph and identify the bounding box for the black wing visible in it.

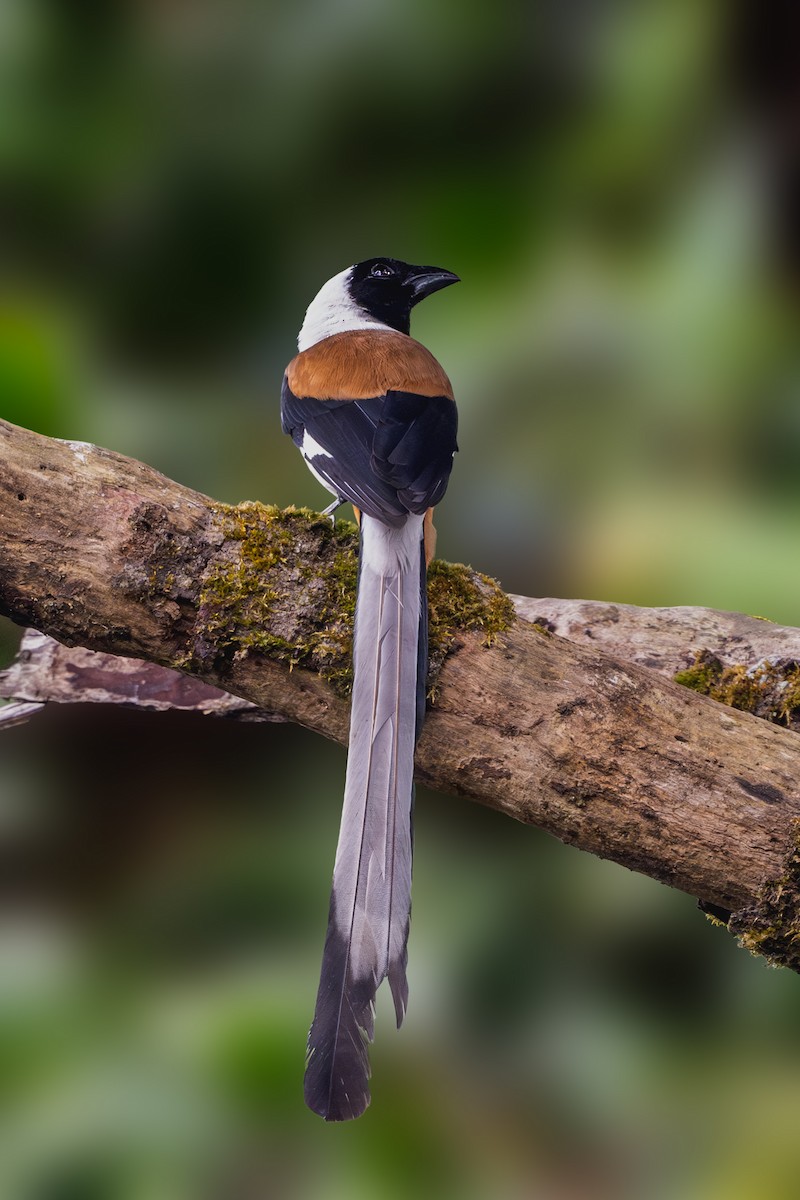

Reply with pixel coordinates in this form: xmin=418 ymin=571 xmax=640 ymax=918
xmin=372 ymin=390 xmax=458 ymax=513
xmin=281 ymin=377 xmax=458 ymax=523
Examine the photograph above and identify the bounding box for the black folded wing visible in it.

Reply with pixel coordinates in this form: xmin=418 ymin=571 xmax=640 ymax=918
xmin=371 ymin=391 xmax=458 ymax=513
xmin=281 ymin=378 xmax=457 ymax=523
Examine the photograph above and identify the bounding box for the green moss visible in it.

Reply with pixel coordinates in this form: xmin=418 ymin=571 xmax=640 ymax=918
xmin=188 ymin=505 xmax=515 ymax=698
xmin=531 ymin=622 xmax=554 ymax=638
xmin=729 ymin=822 xmax=800 ymax=972
xmin=191 ymin=503 xmax=358 ymax=692
xmin=426 ymin=560 xmax=516 ymax=685
xmin=700 ymin=906 xmax=729 ymax=930
xmin=674 ymin=650 xmax=800 ymax=727
xmin=674 ymin=651 xmax=725 ymax=696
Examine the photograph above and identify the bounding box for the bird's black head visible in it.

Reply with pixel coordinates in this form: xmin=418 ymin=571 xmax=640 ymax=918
xmin=347 ymin=258 xmax=460 ymax=335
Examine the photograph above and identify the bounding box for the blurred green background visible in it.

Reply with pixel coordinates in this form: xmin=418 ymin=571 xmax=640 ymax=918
xmin=1 ymin=0 xmax=800 ymax=1196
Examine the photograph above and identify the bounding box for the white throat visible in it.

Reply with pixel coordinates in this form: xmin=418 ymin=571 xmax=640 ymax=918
xmin=297 ymin=266 xmax=391 ymax=351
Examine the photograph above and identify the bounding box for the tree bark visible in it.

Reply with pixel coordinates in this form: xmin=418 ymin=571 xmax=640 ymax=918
xmin=2 ymin=417 xmax=800 ymax=962
xmin=1 ymin=628 xmax=271 ymax=721
xmin=512 ymin=595 xmax=800 ymax=676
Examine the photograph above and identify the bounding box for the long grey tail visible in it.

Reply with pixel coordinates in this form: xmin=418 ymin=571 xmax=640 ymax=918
xmin=303 ymin=513 xmax=426 ymax=1121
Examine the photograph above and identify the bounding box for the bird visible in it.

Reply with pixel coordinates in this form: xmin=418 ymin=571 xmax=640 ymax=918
xmin=281 ymin=257 xmax=459 ymax=1120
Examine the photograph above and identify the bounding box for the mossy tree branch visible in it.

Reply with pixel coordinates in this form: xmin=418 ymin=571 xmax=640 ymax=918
xmin=3 ymin=417 xmax=800 ymax=967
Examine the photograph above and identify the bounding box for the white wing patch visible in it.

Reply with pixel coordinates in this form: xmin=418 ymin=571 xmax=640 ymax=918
xmin=300 ymin=429 xmax=339 ymax=497
xmin=301 ymin=431 xmax=333 ymax=461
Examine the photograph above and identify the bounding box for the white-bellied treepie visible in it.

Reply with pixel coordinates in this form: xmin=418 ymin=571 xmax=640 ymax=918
xmin=281 ymin=257 xmax=459 ymax=1120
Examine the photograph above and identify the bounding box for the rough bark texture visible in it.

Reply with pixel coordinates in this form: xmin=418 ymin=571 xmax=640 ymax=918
xmin=2 ymin=417 xmax=800 ymax=965
xmin=7 ymin=603 xmax=800 ymax=728
xmin=0 ymin=699 xmax=45 ymax=729
xmin=512 ymin=596 xmax=800 ymax=675
xmin=1 ymin=628 xmax=270 ymax=721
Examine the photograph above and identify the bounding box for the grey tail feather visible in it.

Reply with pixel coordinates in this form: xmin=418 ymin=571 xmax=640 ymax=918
xmin=303 ymin=521 xmax=425 ymax=1121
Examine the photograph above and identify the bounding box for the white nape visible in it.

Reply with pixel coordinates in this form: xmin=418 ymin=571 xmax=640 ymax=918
xmin=360 ymin=513 xmax=424 ymax=576
xmin=298 ymin=267 xmax=391 ymax=351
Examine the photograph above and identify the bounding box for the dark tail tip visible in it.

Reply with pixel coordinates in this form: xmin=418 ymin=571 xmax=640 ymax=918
xmin=304 ymin=1057 xmax=371 ymax=1121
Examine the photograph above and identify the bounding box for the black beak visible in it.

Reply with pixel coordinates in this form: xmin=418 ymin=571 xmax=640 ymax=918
xmin=406 ymin=266 xmax=461 ymax=302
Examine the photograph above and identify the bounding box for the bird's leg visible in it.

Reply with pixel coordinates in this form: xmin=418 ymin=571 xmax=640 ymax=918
xmin=320 ymin=495 xmax=346 ymax=524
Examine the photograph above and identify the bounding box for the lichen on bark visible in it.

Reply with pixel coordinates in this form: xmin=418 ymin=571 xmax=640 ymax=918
xmin=187 ymin=505 xmax=515 ymax=696
xmin=728 ymin=822 xmax=800 ymax=970
xmin=188 ymin=503 xmax=359 ymax=691
xmin=674 ymin=649 xmax=800 ymax=729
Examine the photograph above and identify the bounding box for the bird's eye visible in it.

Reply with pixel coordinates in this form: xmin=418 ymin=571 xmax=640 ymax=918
xmin=370 ymin=263 xmax=395 ymax=278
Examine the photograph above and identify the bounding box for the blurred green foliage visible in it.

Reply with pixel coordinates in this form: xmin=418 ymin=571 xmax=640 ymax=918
xmin=1 ymin=0 xmax=800 ymax=1196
